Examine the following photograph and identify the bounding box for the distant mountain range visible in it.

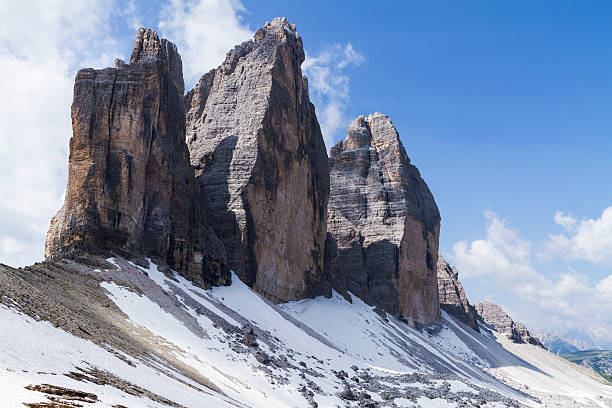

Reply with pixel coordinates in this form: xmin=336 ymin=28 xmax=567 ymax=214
xmin=536 ymin=328 xmax=612 ymax=354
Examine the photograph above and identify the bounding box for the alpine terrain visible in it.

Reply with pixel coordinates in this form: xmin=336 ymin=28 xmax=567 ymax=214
xmin=1 ymin=18 xmax=611 ymax=408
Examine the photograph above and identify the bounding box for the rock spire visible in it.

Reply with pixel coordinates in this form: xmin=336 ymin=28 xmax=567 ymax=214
xmin=185 ymin=17 xmax=330 ymax=302
xmin=325 ymin=113 xmax=441 ymax=326
xmin=46 ymin=28 xmax=229 ymax=287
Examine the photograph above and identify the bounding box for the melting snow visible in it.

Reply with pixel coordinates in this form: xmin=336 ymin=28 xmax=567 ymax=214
xmin=2 ymin=257 xmax=611 ymax=407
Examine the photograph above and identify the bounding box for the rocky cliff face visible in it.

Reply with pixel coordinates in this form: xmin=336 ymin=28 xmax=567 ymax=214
xmin=46 ymin=28 xmax=229 ymax=287
xmin=185 ymin=18 xmax=330 ymax=303
xmin=437 ymin=256 xmax=479 ymax=331
xmin=475 ymin=302 xmax=545 ymax=348
xmin=325 ymin=113 xmax=440 ymax=326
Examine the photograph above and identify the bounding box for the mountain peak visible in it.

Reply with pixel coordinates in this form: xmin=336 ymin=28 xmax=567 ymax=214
xmin=326 ymin=112 xmax=440 ymax=325
xmin=475 ymin=301 xmax=545 ymax=348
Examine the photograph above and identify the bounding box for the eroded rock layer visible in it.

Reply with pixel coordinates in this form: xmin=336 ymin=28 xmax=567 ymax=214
xmin=326 ymin=113 xmax=440 ymax=325
xmin=437 ymin=256 xmax=479 ymax=332
xmin=185 ymin=18 xmax=330 ymax=302
xmin=475 ymin=302 xmax=545 ymax=347
xmin=46 ymin=28 xmax=229 ymax=287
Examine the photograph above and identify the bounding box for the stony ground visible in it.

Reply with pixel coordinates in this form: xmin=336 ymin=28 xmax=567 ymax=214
xmin=1 ymin=255 xmax=610 ymax=407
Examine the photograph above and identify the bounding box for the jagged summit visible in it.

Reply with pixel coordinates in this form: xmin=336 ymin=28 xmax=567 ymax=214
xmin=45 ymin=28 xmax=228 ymax=288
xmin=325 ymin=112 xmax=441 ymax=326
xmin=335 ymin=113 xmax=400 ymax=151
xmin=130 ymin=28 xmax=165 ymax=63
xmin=256 ymin=17 xmax=300 ymax=39
xmin=475 ymin=301 xmax=545 ymax=347
xmin=5 ymin=16 xmax=612 ymax=408
xmin=130 ymin=28 xmax=184 ymax=92
xmin=185 ymin=18 xmax=329 ymax=303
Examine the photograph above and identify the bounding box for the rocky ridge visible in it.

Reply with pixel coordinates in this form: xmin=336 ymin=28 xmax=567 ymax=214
xmin=185 ymin=17 xmax=330 ymax=303
xmin=325 ymin=113 xmax=441 ymax=326
xmin=437 ymin=256 xmax=479 ymax=332
xmin=45 ymin=28 xmax=229 ymax=288
xmin=44 ymin=19 xmax=442 ymax=321
xmin=475 ymin=301 xmax=545 ymax=348
xmin=3 ymin=255 xmax=610 ymax=407
xmin=6 ymin=17 xmax=612 ymax=408
xmin=0 ymin=258 xmax=536 ymax=408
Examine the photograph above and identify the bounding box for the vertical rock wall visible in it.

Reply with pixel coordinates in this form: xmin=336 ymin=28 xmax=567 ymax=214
xmin=45 ymin=28 xmax=229 ymax=287
xmin=185 ymin=18 xmax=330 ymax=302
xmin=326 ymin=113 xmax=440 ymax=325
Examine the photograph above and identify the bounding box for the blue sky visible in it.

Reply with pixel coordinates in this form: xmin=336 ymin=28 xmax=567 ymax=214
xmin=1 ymin=0 xmax=611 ymax=344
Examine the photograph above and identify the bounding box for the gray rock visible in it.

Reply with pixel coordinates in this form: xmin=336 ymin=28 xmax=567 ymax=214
xmin=474 ymin=301 xmax=545 ymax=348
xmin=437 ymin=256 xmax=479 ymax=332
xmin=340 ymin=387 xmax=357 ymax=400
xmin=325 ymin=113 xmax=441 ymax=325
xmin=254 ymin=351 xmax=270 ymax=365
xmin=185 ymin=17 xmax=329 ymax=303
xmin=45 ymin=28 xmax=229 ymax=287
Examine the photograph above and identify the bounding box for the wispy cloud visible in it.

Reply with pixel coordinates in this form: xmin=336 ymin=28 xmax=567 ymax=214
xmin=0 ymin=0 xmax=122 ymax=267
xmin=303 ymin=43 xmax=364 ymax=149
xmin=158 ymin=0 xmax=253 ymax=86
xmin=121 ymin=0 xmax=143 ymax=31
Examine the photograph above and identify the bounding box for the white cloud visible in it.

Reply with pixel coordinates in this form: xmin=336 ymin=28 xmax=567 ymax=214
xmin=0 ymin=0 xmax=121 ymax=267
xmin=596 ymin=275 xmax=612 ymax=299
xmin=543 ymin=206 xmax=612 ymax=264
xmin=158 ymin=0 xmax=253 ymax=85
xmin=452 ymin=211 xmax=535 ymax=280
xmin=302 ymin=43 xmax=364 ymax=149
xmin=0 ymin=1 xmax=362 ymax=268
xmin=554 ymin=210 xmax=577 ymax=231
xmin=0 ymin=0 xmax=254 ymax=267
xmin=452 ymin=210 xmax=612 ymax=344
xmin=121 ymin=0 xmax=143 ymax=31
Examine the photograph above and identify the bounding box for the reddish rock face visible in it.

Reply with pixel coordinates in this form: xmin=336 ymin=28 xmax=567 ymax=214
xmin=185 ymin=18 xmax=330 ymax=303
xmin=325 ymin=113 xmax=441 ymax=326
xmin=437 ymin=256 xmax=479 ymax=332
xmin=46 ymin=28 xmax=228 ymax=287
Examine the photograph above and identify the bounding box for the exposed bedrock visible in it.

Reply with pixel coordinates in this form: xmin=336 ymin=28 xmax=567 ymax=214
xmin=45 ymin=28 xmax=229 ymax=287
xmin=437 ymin=256 xmax=479 ymax=332
xmin=475 ymin=301 xmax=545 ymax=347
xmin=325 ymin=113 xmax=441 ymax=326
xmin=185 ymin=18 xmax=330 ymax=302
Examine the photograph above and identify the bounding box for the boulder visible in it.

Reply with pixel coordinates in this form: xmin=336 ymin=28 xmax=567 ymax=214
xmin=437 ymin=256 xmax=479 ymax=332
xmin=185 ymin=18 xmax=330 ymax=302
xmin=474 ymin=301 xmax=545 ymax=347
xmin=45 ymin=28 xmax=229 ymax=287
xmin=325 ymin=113 xmax=440 ymax=325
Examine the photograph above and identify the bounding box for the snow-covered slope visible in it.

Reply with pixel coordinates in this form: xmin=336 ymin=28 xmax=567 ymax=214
xmin=1 ymin=257 xmax=610 ymax=407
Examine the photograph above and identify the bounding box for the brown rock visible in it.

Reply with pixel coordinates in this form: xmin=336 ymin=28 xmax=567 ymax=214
xmin=325 ymin=113 xmax=440 ymax=326
xmin=185 ymin=18 xmax=330 ymax=302
xmin=437 ymin=256 xmax=479 ymax=332
xmin=45 ymin=28 xmax=229 ymax=287
xmin=474 ymin=301 xmax=545 ymax=348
